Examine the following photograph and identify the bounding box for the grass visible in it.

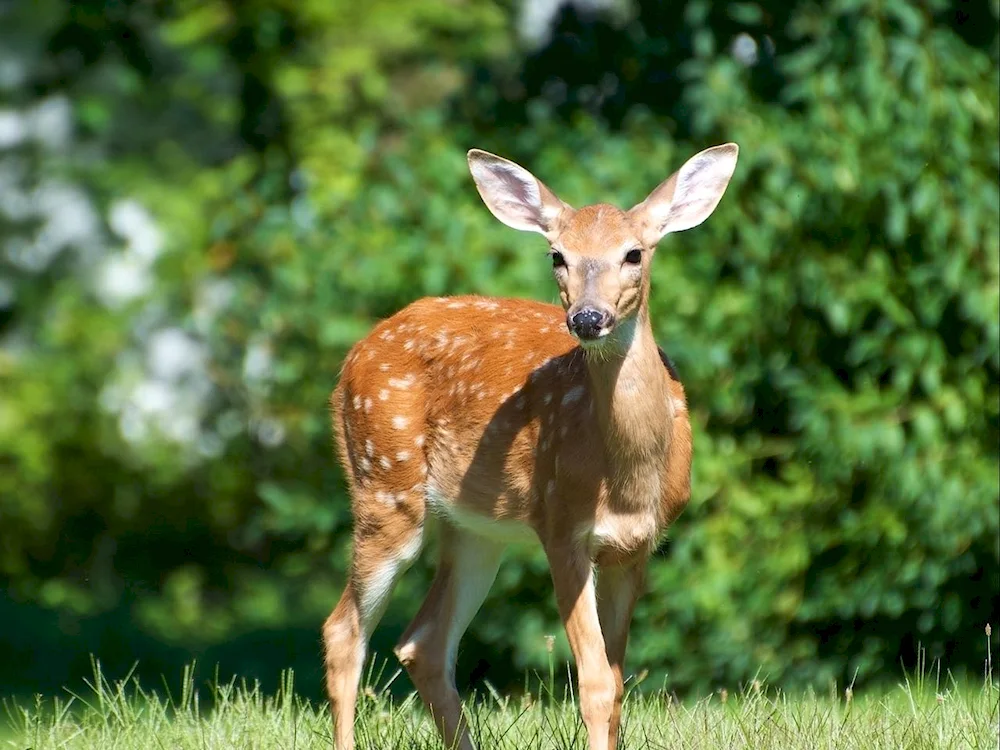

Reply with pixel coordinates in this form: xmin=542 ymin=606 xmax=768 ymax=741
xmin=3 ymin=657 xmax=998 ymax=750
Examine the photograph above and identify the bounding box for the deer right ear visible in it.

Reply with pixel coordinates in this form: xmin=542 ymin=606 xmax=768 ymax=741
xmin=629 ymin=143 xmax=739 ymax=246
xmin=468 ymin=149 xmax=571 ymax=240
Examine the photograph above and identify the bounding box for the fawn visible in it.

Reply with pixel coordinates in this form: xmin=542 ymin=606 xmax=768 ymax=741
xmin=323 ymin=143 xmax=739 ymax=750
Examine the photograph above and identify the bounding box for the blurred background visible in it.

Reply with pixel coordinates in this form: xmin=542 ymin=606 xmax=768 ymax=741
xmin=0 ymin=0 xmax=997 ymax=703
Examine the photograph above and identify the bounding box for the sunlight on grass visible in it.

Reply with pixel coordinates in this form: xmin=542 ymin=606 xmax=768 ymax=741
xmin=3 ymin=654 xmax=998 ymax=749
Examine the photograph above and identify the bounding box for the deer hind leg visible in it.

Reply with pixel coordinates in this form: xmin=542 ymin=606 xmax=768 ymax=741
xmin=393 ymin=524 xmax=505 ymax=750
xmin=323 ymin=493 xmax=424 ymax=750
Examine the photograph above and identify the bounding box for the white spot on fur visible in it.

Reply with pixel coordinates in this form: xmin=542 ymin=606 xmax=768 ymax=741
xmin=589 ymin=511 xmax=659 ymax=559
xmin=394 ymin=625 xmax=426 ymax=663
xmin=389 ymin=374 xmax=416 ymax=389
xmin=543 ymin=393 xmax=553 ymax=405
xmin=399 ymin=530 xmax=423 ymax=563
xmin=364 ymin=397 xmax=373 ymax=413
xmin=353 ymin=395 xmax=362 ymax=410
xmin=396 ymin=450 xmax=411 ymax=462
xmin=365 ymin=440 xmax=375 ymax=458
xmin=414 ymin=434 xmax=425 ymax=447
xmin=561 ymin=386 xmax=585 ymax=406
xmin=379 ymin=456 xmax=392 ymax=470
xmin=359 ymin=457 xmax=372 ymax=473
xmin=392 ymin=415 xmax=409 ymax=429
xmin=378 ymin=389 xmax=390 ymax=401
xmin=379 ymin=363 xmax=391 ymax=372
xmin=358 ymin=561 xmax=394 ymax=627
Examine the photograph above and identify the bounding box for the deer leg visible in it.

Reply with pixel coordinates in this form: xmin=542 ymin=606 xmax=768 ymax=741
xmin=596 ymin=562 xmax=646 ymax=750
xmin=394 ymin=525 xmax=505 ymax=750
xmin=546 ymin=542 xmax=616 ymax=750
xmin=323 ymin=500 xmax=424 ymax=750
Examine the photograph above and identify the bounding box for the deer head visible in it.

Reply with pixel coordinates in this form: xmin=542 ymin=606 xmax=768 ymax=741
xmin=467 ymin=144 xmax=739 ymax=350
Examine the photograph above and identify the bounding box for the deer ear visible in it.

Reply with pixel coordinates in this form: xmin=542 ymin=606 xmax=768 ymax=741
xmin=629 ymin=143 xmax=739 ymax=246
xmin=468 ymin=149 xmax=571 ymax=240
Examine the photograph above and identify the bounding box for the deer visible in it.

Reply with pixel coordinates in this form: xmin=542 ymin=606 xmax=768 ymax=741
xmin=322 ymin=142 xmax=740 ymax=750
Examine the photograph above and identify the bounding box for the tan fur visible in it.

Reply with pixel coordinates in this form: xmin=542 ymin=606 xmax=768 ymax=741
xmin=322 ymin=143 xmax=738 ymax=750
xmin=332 ymin=294 xmax=687 ymax=555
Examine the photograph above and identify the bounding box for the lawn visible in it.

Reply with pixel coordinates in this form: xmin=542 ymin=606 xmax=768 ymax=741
xmin=3 ymin=660 xmax=998 ymax=749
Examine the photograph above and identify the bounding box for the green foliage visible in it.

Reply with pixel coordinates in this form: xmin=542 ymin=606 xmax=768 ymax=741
xmin=1 ymin=0 xmax=997 ymax=700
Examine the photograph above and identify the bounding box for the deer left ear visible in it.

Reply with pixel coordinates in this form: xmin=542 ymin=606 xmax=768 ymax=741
xmin=468 ymin=149 xmax=572 ymax=241
xmin=629 ymin=143 xmax=739 ymax=246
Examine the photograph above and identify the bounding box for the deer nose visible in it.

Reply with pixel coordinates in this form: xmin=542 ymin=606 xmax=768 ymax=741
xmin=568 ymin=308 xmax=612 ymax=340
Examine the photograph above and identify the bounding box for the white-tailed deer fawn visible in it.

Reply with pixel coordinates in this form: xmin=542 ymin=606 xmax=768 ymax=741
xmin=323 ymin=143 xmax=739 ymax=750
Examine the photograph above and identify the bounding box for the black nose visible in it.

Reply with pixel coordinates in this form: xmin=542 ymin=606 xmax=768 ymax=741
xmin=569 ymin=308 xmax=610 ymax=340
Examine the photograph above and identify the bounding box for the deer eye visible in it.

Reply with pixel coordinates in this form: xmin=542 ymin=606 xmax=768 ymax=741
xmin=550 ymin=251 xmax=566 ymax=269
xmin=624 ymin=248 xmax=642 ymax=265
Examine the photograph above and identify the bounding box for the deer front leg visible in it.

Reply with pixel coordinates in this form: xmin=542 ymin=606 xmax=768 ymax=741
xmin=596 ymin=562 xmax=646 ymax=749
xmin=545 ymin=542 xmax=616 ymax=750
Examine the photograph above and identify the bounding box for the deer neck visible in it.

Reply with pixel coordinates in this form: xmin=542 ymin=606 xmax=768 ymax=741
xmin=583 ymin=309 xmax=671 ymax=510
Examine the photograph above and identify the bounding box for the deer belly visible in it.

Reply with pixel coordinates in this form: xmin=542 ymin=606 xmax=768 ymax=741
xmin=588 ymin=511 xmax=661 ymax=566
xmin=425 ymin=485 xmax=538 ymax=545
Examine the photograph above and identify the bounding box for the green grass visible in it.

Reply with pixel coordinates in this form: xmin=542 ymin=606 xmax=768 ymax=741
xmin=3 ymin=660 xmax=998 ymax=750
